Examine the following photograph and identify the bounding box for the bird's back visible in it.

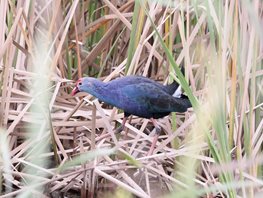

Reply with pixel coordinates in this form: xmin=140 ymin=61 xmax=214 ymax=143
xmin=106 ymin=75 xmax=180 ymax=96
xmin=105 ymin=78 xmax=191 ymax=119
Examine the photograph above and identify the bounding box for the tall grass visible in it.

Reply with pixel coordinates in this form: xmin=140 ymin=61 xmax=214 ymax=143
xmin=0 ymin=0 xmax=262 ymax=197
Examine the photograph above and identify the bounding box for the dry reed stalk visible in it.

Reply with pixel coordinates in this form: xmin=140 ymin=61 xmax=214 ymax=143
xmin=0 ymin=0 xmax=262 ymax=197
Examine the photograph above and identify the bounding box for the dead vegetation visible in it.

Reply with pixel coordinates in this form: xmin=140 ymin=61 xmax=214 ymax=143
xmin=0 ymin=0 xmax=263 ymax=198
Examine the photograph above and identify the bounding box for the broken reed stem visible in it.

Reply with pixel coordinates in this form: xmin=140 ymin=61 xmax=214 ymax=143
xmin=88 ymin=104 xmax=97 ymax=197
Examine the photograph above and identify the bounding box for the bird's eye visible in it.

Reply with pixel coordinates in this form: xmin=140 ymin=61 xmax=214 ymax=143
xmin=78 ymin=82 xmax=82 ymax=86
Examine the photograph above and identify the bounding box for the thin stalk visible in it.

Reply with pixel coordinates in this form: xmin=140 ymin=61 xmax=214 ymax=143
xmin=229 ymin=0 xmax=238 ymax=149
xmin=125 ymin=0 xmax=141 ymax=74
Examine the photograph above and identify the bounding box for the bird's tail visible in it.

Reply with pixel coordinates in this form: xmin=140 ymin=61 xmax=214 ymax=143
xmin=180 ymin=94 xmax=192 ymax=109
xmin=171 ymin=94 xmax=192 ymax=113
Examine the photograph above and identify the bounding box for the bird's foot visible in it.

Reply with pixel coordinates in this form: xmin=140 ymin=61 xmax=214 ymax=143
xmin=147 ymin=135 xmax=158 ymax=156
xmin=147 ymin=126 xmax=162 ymax=156
xmin=147 ymin=133 xmax=160 ymax=156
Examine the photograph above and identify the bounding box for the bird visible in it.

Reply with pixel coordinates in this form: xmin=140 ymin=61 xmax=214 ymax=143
xmin=71 ymin=75 xmax=192 ymax=155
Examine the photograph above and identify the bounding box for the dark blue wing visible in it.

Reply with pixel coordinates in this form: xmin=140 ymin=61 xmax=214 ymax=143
xmin=106 ymin=75 xmax=180 ymax=96
xmin=118 ymin=83 xmax=191 ymax=118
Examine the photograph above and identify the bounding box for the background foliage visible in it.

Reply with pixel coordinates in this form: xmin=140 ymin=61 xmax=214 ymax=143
xmin=0 ymin=0 xmax=262 ymax=197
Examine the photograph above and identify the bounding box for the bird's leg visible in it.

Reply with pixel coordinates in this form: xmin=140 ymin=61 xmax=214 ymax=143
xmin=115 ymin=116 xmax=128 ymax=133
xmin=147 ymin=118 xmax=161 ymax=156
xmin=124 ymin=116 xmax=133 ymax=138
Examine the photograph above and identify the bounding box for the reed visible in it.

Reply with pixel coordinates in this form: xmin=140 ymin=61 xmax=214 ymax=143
xmin=0 ymin=0 xmax=262 ymax=197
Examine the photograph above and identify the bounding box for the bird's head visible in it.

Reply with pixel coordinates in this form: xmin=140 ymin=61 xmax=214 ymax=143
xmin=71 ymin=78 xmax=83 ymax=96
xmin=71 ymin=77 xmax=100 ymax=96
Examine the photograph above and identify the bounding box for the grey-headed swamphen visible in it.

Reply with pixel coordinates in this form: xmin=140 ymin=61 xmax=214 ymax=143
xmin=72 ymin=75 xmax=192 ymax=155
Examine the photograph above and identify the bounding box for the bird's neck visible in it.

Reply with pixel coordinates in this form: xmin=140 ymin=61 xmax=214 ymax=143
xmin=91 ymin=81 xmax=117 ymax=106
xmin=90 ymin=80 xmax=110 ymax=102
xmin=90 ymin=81 xmax=106 ymax=97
